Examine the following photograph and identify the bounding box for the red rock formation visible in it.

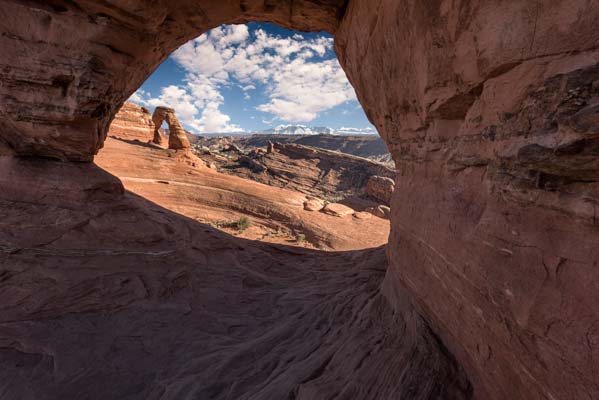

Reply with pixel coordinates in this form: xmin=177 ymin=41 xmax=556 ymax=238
xmin=224 ymin=143 xmax=395 ymax=202
xmin=0 ymin=1 xmax=598 ymax=399
xmin=152 ymin=106 xmax=190 ymax=150
xmin=95 ymin=137 xmax=390 ymax=251
xmin=366 ymin=176 xmax=395 ymax=205
xmin=108 ymin=101 xmax=155 ymax=142
xmin=336 ymin=2 xmax=599 ymax=399
xmin=0 ymin=1 xmax=346 ymax=161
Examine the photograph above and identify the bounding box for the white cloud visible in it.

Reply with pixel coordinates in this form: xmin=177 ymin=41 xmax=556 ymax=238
xmin=129 ymin=89 xmax=148 ymax=105
xmin=145 ymin=85 xmax=198 ymax=122
xmin=191 ymin=102 xmax=242 ymax=133
xmin=133 ymin=24 xmax=358 ymax=132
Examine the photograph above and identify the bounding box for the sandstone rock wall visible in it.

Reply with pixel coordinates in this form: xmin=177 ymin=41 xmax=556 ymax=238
xmin=0 ymin=1 xmax=598 ymax=399
xmin=336 ymin=1 xmax=599 ymax=399
xmin=366 ymin=176 xmax=395 ymax=206
xmin=0 ymin=0 xmax=346 ymax=161
xmin=107 ymin=101 xmax=155 ymax=142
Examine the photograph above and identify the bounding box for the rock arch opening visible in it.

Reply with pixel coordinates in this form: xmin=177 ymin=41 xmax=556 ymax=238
xmin=151 ymin=106 xmax=190 ymax=149
xmin=1 ymin=1 xmax=598 ymax=399
xmin=99 ymin=22 xmax=393 ymax=251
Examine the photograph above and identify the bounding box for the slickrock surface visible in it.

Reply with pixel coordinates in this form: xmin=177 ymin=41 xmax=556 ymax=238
xmin=0 ymin=157 xmax=471 ymax=400
xmin=96 ymin=137 xmax=389 ymax=251
xmin=107 ymin=101 xmax=155 ymax=143
xmin=1 ymin=1 xmax=598 ymax=399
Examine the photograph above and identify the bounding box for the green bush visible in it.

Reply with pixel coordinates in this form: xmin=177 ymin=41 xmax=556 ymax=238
xmin=295 ymin=233 xmax=306 ymax=243
xmin=236 ymin=216 xmax=251 ymax=231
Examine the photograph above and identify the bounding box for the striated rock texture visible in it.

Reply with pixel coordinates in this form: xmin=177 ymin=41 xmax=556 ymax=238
xmin=1 ymin=1 xmax=598 ymax=399
xmin=152 ymin=106 xmax=190 ymax=150
xmin=225 ymin=143 xmax=395 ymax=203
xmin=336 ymin=1 xmax=599 ymax=399
xmin=108 ymin=101 xmax=155 ymax=142
xmin=0 ymin=158 xmax=471 ymax=400
xmin=232 ymin=134 xmax=394 ymax=166
xmin=0 ymin=0 xmax=347 ymax=161
xmin=366 ymin=176 xmax=395 ymax=206
xmin=95 ymin=137 xmax=391 ymax=251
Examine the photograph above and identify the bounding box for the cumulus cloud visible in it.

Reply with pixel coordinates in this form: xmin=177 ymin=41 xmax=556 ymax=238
xmin=132 ymin=24 xmax=359 ymax=132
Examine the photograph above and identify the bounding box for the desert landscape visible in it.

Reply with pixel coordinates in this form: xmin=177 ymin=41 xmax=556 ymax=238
xmin=1 ymin=1 xmax=599 ymax=400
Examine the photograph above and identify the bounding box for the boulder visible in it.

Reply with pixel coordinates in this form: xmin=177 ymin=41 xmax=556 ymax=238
xmin=366 ymin=175 xmax=395 ymax=205
xmin=367 ymin=205 xmax=391 ymax=220
xmin=322 ymin=203 xmax=354 ymax=217
xmin=303 ymin=197 xmax=325 ymax=212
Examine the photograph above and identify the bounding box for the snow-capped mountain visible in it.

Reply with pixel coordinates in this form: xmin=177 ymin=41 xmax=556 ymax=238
xmin=260 ymin=125 xmax=334 ymax=135
xmin=196 ymin=125 xmax=378 ymax=137
xmin=251 ymin=125 xmax=376 ymax=136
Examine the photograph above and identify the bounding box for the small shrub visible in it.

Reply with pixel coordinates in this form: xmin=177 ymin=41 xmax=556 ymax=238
xmin=295 ymin=233 xmax=306 ymax=243
xmin=236 ymin=216 xmax=251 ymax=231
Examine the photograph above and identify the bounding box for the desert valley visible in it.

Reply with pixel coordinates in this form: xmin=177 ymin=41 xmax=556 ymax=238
xmin=101 ymin=101 xmax=395 ymax=251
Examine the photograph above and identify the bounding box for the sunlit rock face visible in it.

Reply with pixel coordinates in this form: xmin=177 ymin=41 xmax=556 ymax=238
xmin=1 ymin=1 xmax=598 ymax=399
xmin=108 ymin=102 xmax=155 ymax=143
xmin=151 ymin=106 xmax=189 ymax=150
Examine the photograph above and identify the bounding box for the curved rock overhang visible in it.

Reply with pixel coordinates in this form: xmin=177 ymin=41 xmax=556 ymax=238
xmin=1 ymin=1 xmax=598 ymax=399
xmin=0 ymin=0 xmax=348 ymax=161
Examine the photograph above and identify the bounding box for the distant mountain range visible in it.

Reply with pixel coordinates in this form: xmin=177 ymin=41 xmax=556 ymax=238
xmin=197 ymin=124 xmax=377 ymax=137
xmin=257 ymin=125 xmax=376 ymax=136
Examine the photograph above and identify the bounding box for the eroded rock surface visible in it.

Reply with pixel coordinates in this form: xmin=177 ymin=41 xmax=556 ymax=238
xmin=95 ymin=137 xmax=390 ymax=251
xmin=336 ymin=1 xmax=599 ymax=399
xmin=0 ymin=158 xmax=471 ymax=400
xmin=1 ymin=1 xmax=598 ymax=399
xmin=208 ymin=143 xmax=395 ymax=204
xmin=152 ymin=107 xmax=190 ymax=150
xmin=108 ymin=101 xmax=155 ymax=143
xmin=366 ymin=176 xmax=395 ymax=205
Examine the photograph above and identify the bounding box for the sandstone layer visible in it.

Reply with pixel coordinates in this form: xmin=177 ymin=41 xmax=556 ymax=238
xmin=96 ymin=137 xmax=390 ymax=251
xmin=336 ymin=1 xmax=599 ymax=399
xmin=205 ymin=143 xmax=395 ymax=204
xmin=152 ymin=107 xmax=190 ymax=150
xmin=226 ymin=134 xmax=394 ymax=166
xmin=107 ymin=101 xmax=155 ymax=142
xmin=0 ymin=157 xmax=470 ymax=400
xmin=1 ymin=1 xmax=598 ymax=399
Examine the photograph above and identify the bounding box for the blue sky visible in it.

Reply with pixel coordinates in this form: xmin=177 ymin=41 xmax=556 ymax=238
xmin=130 ymin=22 xmax=375 ymax=134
